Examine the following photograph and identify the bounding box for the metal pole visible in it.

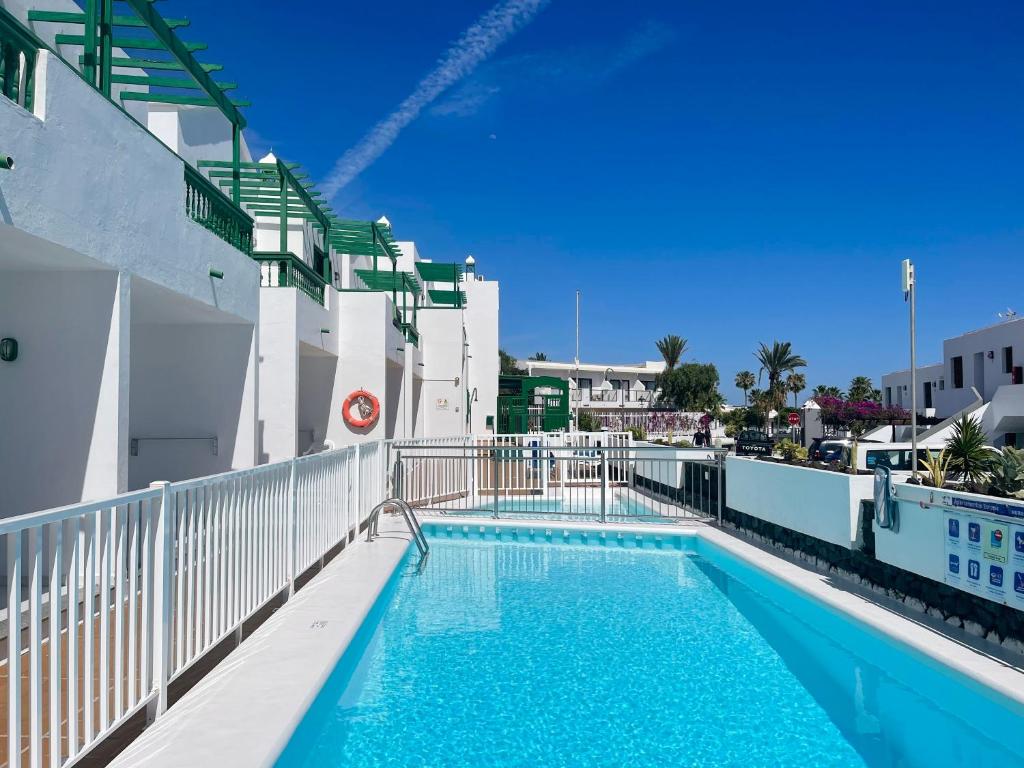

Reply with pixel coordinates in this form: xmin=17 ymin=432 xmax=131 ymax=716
xmin=716 ymin=452 xmax=724 ymax=525
xmin=574 ymin=289 xmax=580 ymax=429
xmin=600 ymin=450 xmax=608 ymax=524
xmin=907 ymin=260 xmax=919 ymax=481
xmin=492 ymin=446 xmax=499 ymax=519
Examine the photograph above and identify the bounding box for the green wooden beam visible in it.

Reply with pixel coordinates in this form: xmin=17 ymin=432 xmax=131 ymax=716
xmin=119 ymin=91 xmax=250 ymax=107
xmin=80 ymin=55 xmax=224 ymax=72
xmin=56 ymin=33 xmax=207 ymax=52
xmin=120 ymin=0 xmax=246 ymax=128
xmin=110 ymin=73 xmax=236 ymax=90
xmin=28 ymin=10 xmax=191 ymax=28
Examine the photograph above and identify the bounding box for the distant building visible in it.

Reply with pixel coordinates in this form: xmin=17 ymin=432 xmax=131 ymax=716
xmin=518 ymin=359 xmax=665 ymax=413
xmin=881 ymin=317 xmax=1024 ymax=447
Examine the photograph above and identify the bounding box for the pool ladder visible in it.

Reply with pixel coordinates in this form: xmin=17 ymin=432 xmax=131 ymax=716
xmin=366 ymin=497 xmax=429 ymax=557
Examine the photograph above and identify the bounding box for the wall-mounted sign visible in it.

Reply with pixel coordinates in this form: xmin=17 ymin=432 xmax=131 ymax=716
xmin=436 ymin=398 xmax=449 ymax=410
xmin=944 ymin=510 xmax=1023 ymax=610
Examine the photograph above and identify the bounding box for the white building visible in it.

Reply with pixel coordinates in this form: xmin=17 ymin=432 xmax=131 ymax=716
xmin=881 ymin=317 xmax=1024 ymax=447
xmin=0 ymin=1 xmax=499 ymax=517
xmin=519 ymin=359 xmax=665 ymax=411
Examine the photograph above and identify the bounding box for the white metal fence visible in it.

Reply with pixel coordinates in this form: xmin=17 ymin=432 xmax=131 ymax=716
xmin=1 ymin=442 xmax=384 ymax=768
xmin=390 ymin=434 xmax=724 ymax=523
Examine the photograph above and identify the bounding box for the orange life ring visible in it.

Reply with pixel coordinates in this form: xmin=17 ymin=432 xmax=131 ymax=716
xmin=343 ymin=389 xmax=380 ymax=429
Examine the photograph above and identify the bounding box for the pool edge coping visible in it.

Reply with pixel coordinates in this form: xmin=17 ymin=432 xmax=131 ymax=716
xmin=109 ymin=516 xmax=1024 ymax=768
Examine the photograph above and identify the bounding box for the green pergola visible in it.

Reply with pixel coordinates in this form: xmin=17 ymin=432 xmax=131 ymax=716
xmin=29 ymin=0 xmax=250 ymax=203
xmin=197 ymin=158 xmax=334 ymax=281
xmin=415 ymin=261 xmax=467 ymax=308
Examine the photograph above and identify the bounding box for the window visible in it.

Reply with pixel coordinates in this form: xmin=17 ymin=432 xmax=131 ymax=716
xmin=939 ymin=378 xmax=945 ymax=391
xmin=1004 ymin=346 xmax=1014 ymax=374
xmin=578 ymin=377 xmax=592 ymax=393
xmin=884 ymin=387 xmax=892 ymax=406
xmin=952 ymin=356 xmax=964 ymax=389
xmin=1007 ymin=433 xmax=1018 ymax=448
xmin=643 ymin=379 xmax=657 ymax=391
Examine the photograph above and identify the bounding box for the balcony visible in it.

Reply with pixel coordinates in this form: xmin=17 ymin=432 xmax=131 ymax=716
xmin=185 ymin=165 xmax=254 ymax=255
xmin=255 ymin=252 xmax=326 ymax=306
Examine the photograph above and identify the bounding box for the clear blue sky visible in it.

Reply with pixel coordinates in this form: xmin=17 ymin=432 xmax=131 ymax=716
xmin=174 ymin=0 xmax=1024 ymax=402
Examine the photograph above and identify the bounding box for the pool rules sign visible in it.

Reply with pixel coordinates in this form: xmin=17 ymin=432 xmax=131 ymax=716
xmin=943 ymin=498 xmax=1024 ymax=610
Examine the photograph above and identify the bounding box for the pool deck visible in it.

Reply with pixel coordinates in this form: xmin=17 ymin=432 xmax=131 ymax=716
xmin=106 ymin=516 xmax=415 ymax=768
xmin=107 ymin=515 xmax=1024 ymax=767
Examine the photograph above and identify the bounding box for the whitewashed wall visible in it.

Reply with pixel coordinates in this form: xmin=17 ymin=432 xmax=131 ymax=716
xmin=726 ymin=456 xmax=874 ymax=547
xmin=418 ymin=309 xmax=468 ymax=437
xmin=0 ymin=271 xmax=127 ymax=517
xmin=464 ymin=277 xmax=499 ymax=434
xmin=128 ymin=322 xmax=257 ymax=489
xmin=0 ymin=50 xmax=260 ymax=323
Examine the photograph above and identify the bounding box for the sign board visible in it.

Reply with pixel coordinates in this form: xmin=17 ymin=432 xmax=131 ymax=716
xmin=435 ymin=398 xmax=449 ymax=411
xmin=944 ymin=509 xmax=1024 ymax=610
xmin=787 ymin=412 xmax=800 ymax=426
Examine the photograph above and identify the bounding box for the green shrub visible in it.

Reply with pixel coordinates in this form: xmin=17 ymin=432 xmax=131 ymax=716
xmin=777 ymin=438 xmax=808 ymax=462
xmin=577 ymin=411 xmax=601 ymax=432
xmin=627 ymin=425 xmax=647 ymax=442
xmin=987 ymin=446 xmax=1024 ymax=499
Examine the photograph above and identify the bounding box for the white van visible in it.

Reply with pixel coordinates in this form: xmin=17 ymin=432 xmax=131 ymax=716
xmin=857 ymin=442 xmax=942 ymax=473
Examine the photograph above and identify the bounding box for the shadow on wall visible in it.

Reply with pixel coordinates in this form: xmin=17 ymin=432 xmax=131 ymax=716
xmin=385 ymin=359 xmax=403 ymax=439
xmin=128 ymin=323 xmax=254 ymax=489
xmin=0 ymin=270 xmax=118 ymax=517
xmin=299 ymin=352 xmax=338 ymax=453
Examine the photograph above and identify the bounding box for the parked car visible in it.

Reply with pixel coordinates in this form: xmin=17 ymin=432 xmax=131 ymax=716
xmin=811 ymin=439 xmax=942 ymax=472
xmin=736 ymin=429 xmax=774 ymax=456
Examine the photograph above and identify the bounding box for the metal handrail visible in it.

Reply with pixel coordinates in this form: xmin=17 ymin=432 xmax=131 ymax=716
xmin=366 ymin=497 xmax=429 ymax=557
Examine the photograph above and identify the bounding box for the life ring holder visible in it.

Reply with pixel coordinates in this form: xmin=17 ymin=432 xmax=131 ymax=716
xmin=343 ymin=389 xmax=380 ymax=429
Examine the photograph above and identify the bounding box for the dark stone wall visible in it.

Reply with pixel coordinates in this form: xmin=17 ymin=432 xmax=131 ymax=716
xmin=721 ymin=501 xmax=1024 ymax=650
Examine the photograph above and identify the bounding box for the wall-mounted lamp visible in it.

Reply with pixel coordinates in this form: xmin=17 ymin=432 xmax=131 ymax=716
xmin=209 ymin=268 xmax=224 ymax=280
xmin=0 ymin=154 xmax=13 ymax=171
xmin=320 ymin=328 xmax=330 ymax=334
xmin=0 ymin=338 xmax=18 ymax=362
xmin=988 ymin=350 xmax=995 ymax=359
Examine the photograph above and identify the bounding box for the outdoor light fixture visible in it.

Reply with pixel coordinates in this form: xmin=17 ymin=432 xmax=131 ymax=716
xmin=0 ymin=154 xmax=13 ymax=170
xmin=0 ymin=338 xmax=17 ymax=362
xmin=320 ymin=328 xmax=330 ymax=334
xmin=209 ymin=268 xmax=224 ymax=280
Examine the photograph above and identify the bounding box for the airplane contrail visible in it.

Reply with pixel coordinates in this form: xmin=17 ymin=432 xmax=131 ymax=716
xmin=321 ymin=0 xmax=550 ymax=198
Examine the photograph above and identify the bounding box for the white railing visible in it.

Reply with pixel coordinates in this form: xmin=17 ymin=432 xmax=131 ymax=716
xmin=1 ymin=441 xmax=385 ymax=768
xmin=387 ymin=433 xmax=728 ymax=523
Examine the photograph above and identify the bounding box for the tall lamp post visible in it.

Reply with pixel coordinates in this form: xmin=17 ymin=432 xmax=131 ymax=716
xmin=574 ymin=290 xmax=581 ymax=429
xmin=902 ymin=259 xmax=918 ymax=481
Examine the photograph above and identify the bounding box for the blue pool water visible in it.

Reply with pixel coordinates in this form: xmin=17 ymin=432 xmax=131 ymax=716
xmin=276 ymin=533 xmax=1024 ymax=768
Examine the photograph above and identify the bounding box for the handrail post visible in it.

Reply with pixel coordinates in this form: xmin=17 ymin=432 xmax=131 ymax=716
xmin=600 ymin=450 xmax=608 ymax=524
xmin=353 ymin=442 xmax=361 ymax=537
xmin=492 ymin=444 xmax=499 ymax=519
xmin=716 ymin=451 xmax=724 ymax=526
xmin=148 ymin=481 xmax=172 ymax=721
xmin=287 ymin=459 xmax=297 ymax=596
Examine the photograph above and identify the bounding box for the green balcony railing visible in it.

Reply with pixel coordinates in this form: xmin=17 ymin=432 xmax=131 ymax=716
xmin=254 ymin=252 xmax=326 ymax=307
xmin=185 ymin=164 xmax=253 ymax=255
xmin=0 ymin=6 xmax=40 ymax=111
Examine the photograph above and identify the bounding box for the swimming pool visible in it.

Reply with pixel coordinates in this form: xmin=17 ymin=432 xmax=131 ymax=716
xmin=437 ymin=494 xmax=701 ymax=522
xmin=275 ymin=530 xmax=1024 ymax=768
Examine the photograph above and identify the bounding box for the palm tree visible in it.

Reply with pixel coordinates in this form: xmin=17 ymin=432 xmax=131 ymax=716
xmin=735 ymin=370 xmax=756 ymax=406
xmin=656 ymin=335 xmax=687 ymax=370
xmin=812 ymin=384 xmax=843 ymax=399
xmin=529 ymin=352 xmax=548 ymax=361
xmin=847 ymin=376 xmax=877 ymax=403
xmin=755 ymin=341 xmax=807 ymax=430
xmin=786 ymin=372 xmax=806 ymax=408
xmin=945 ymin=414 xmax=994 ymax=488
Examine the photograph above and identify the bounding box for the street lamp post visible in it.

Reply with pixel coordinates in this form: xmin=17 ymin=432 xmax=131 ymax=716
xmin=902 ymin=259 xmax=918 ymax=481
